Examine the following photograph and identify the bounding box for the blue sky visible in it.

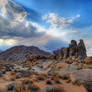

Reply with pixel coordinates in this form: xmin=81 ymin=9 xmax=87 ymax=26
xmin=0 ymin=0 xmax=92 ymax=55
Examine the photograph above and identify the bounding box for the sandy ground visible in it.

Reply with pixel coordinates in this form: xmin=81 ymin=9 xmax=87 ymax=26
xmin=38 ymin=80 xmax=87 ymax=92
xmin=0 ymin=71 xmax=88 ymax=92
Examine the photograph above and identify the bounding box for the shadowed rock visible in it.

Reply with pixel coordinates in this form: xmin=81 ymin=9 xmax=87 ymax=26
xmin=53 ymin=39 xmax=87 ymax=60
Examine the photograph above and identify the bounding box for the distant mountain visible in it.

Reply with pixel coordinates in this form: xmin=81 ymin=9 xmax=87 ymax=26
xmin=0 ymin=45 xmax=50 ymax=62
xmin=0 ymin=50 xmax=2 ymax=53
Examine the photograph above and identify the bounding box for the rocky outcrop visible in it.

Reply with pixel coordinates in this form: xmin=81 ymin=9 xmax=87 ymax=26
xmin=53 ymin=39 xmax=87 ymax=60
xmin=77 ymin=39 xmax=87 ymax=59
xmin=69 ymin=40 xmax=78 ymax=57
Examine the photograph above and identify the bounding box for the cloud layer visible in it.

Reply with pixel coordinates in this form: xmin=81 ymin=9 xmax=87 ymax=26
xmin=0 ymin=0 xmax=68 ymax=51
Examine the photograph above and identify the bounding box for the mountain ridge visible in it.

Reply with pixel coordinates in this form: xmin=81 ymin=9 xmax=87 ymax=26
xmin=0 ymin=45 xmax=50 ymax=62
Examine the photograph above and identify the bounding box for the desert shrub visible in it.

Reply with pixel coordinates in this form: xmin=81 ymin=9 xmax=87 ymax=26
xmin=14 ymin=82 xmax=40 ymax=92
xmin=72 ymin=80 xmax=81 ymax=86
xmin=84 ymin=57 xmax=92 ymax=64
xmin=66 ymin=79 xmax=71 ymax=83
xmin=10 ymin=74 xmax=17 ymax=81
xmin=37 ymin=73 xmax=47 ymax=81
xmin=55 ymin=80 xmax=62 ymax=84
xmin=51 ymin=75 xmax=61 ymax=84
xmin=54 ymin=64 xmax=63 ymax=71
xmin=51 ymin=74 xmax=59 ymax=81
xmin=44 ymin=63 xmax=51 ymax=70
xmin=31 ymin=83 xmax=40 ymax=92
xmin=61 ymin=74 xmax=70 ymax=80
xmin=16 ymin=73 xmax=22 ymax=79
xmin=46 ymin=80 xmax=53 ymax=85
xmin=14 ymin=78 xmax=35 ymax=92
xmin=21 ymin=78 xmax=34 ymax=84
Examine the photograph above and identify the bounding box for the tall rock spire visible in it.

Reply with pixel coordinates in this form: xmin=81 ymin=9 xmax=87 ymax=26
xmin=77 ymin=39 xmax=87 ymax=59
xmin=69 ymin=40 xmax=78 ymax=57
xmin=53 ymin=39 xmax=87 ymax=60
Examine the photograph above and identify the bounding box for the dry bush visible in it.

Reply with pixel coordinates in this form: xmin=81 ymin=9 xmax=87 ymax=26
xmin=13 ymin=78 xmax=40 ymax=92
xmin=10 ymin=72 xmax=16 ymax=75
xmin=66 ymin=79 xmax=71 ymax=83
xmin=46 ymin=80 xmax=53 ymax=85
xmin=54 ymin=64 xmax=63 ymax=71
xmin=20 ymin=78 xmax=34 ymax=84
xmin=14 ymin=82 xmax=40 ymax=92
xmin=31 ymin=83 xmax=40 ymax=92
xmin=55 ymin=80 xmax=62 ymax=84
xmin=72 ymin=80 xmax=81 ymax=86
xmin=44 ymin=63 xmax=52 ymax=70
xmin=51 ymin=75 xmax=61 ymax=84
xmin=84 ymin=57 xmax=92 ymax=64
xmin=61 ymin=74 xmax=70 ymax=80
xmin=51 ymin=75 xmax=59 ymax=81
xmin=10 ymin=76 xmax=16 ymax=81
xmin=37 ymin=73 xmax=47 ymax=81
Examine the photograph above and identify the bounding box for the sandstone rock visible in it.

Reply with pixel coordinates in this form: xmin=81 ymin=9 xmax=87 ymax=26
xmin=61 ymin=48 xmax=69 ymax=58
xmin=53 ymin=39 xmax=87 ymax=60
xmin=77 ymin=39 xmax=87 ymax=59
xmin=69 ymin=40 xmax=77 ymax=57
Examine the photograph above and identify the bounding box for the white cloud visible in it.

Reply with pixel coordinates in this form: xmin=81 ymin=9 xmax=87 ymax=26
xmin=0 ymin=38 xmax=17 ymax=50
xmin=76 ymin=14 xmax=80 ymax=18
xmin=0 ymin=39 xmax=17 ymax=46
xmin=43 ymin=13 xmax=80 ymax=29
xmin=85 ymin=39 xmax=92 ymax=56
xmin=42 ymin=13 xmax=79 ymax=42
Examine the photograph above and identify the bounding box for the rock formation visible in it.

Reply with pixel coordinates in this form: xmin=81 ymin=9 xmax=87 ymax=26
xmin=53 ymin=39 xmax=87 ymax=60
xmin=77 ymin=39 xmax=87 ymax=59
xmin=69 ymin=40 xmax=78 ymax=57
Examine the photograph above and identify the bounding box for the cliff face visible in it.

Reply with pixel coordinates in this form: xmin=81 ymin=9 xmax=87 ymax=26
xmin=54 ymin=39 xmax=87 ymax=60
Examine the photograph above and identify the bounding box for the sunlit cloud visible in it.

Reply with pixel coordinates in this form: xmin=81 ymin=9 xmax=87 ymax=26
xmin=0 ymin=39 xmax=17 ymax=46
xmin=43 ymin=13 xmax=80 ymax=29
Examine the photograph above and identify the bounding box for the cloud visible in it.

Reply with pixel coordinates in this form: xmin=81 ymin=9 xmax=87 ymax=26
xmin=0 ymin=38 xmax=17 ymax=50
xmin=0 ymin=39 xmax=17 ymax=46
xmin=43 ymin=13 xmax=80 ymax=29
xmin=85 ymin=39 xmax=92 ymax=56
xmin=42 ymin=13 xmax=79 ymax=43
xmin=0 ymin=0 xmax=68 ymax=52
xmin=0 ymin=0 xmax=46 ymax=38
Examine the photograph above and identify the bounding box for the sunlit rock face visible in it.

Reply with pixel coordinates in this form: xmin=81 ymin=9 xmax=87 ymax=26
xmin=53 ymin=39 xmax=87 ymax=60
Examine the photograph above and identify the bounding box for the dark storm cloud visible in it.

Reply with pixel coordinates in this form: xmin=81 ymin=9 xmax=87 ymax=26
xmin=0 ymin=0 xmax=45 ymax=38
